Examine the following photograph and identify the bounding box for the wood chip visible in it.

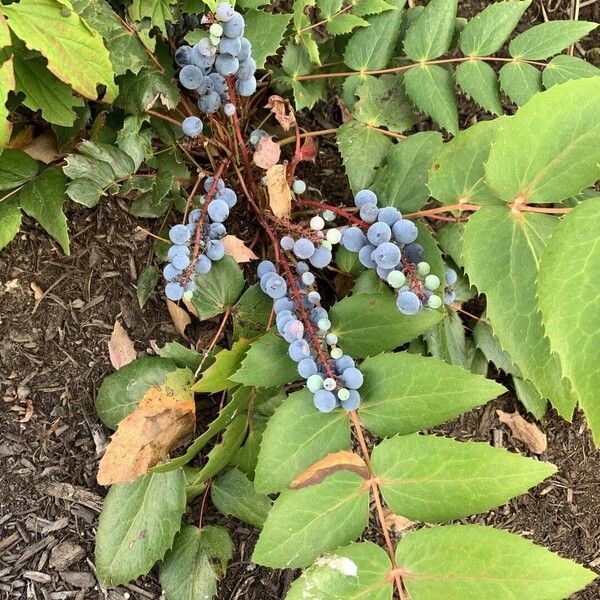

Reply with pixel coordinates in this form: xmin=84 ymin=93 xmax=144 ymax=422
xmin=108 ymin=320 xmax=136 ymax=369
xmin=49 ymin=541 xmax=85 ymax=570
xmin=266 ymin=164 xmax=291 ymax=219
xmin=45 ymin=483 xmax=102 ymax=512
xmin=496 ymin=410 xmax=547 ymax=454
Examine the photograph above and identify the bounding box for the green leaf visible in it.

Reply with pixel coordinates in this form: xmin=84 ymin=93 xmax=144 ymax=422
xmin=337 ymin=120 xmax=392 ymax=195
xmin=279 ymin=41 xmax=326 ymax=110
xmin=358 ymin=352 xmax=505 ymax=437
xmin=128 ymin=0 xmax=176 ymax=36
xmin=0 ymin=201 xmax=21 ymax=250
xmin=253 ymin=471 xmax=370 ymax=568
xmin=538 ymin=201 xmax=600 ymax=444
xmin=424 ymin=309 xmax=470 ymax=369
xmin=403 ymin=0 xmax=457 ymax=61
xmin=244 ymin=9 xmax=291 ymax=69
xmin=0 ymin=149 xmax=38 ymax=191
xmin=232 ymin=283 xmax=273 ymax=341
xmin=18 ymin=167 xmax=69 ymax=254
xmin=509 ymin=21 xmax=598 ymax=60
xmin=472 ymin=319 xmax=518 ymax=375
xmin=229 ymin=330 xmax=299 ymax=388
xmin=191 ymin=256 xmax=245 ymax=320
xmin=12 ymin=44 xmax=85 ymax=127
xmin=455 ymin=60 xmax=503 ymax=116
xmin=459 ymin=0 xmax=532 ymax=56
xmin=116 ymin=65 xmax=179 ymax=114
xmin=343 ymin=0 xmax=405 ymax=70
xmin=0 ymin=54 xmax=14 ymax=147
xmin=95 ymin=356 xmax=178 ymax=429
xmin=498 ymin=61 xmax=542 ymax=106
xmin=396 ymin=525 xmax=596 ymax=599
xmin=316 ymin=0 xmax=342 ymax=18
xmin=194 ymin=339 xmax=251 ymax=393
xmin=326 ymin=13 xmax=369 ymax=36
xmin=372 ymin=434 xmax=555 ymax=522
xmin=116 ymin=115 xmax=152 ymax=171
xmin=285 ymin=541 xmax=393 ymax=600
xmin=354 ymin=75 xmax=417 ymax=133
xmin=462 ymin=207 xmax=575 ymax=418
xmin=371 ymin=131 xmax=443 ymax=211
xmin=542 ymin=54 xmax=600 ymax=89
xmin=254 ymin=388 xmax=351 ymax=493
xmin=95 ymin=469 xmax=186 ymax=586
xmin=428 ymin=118 xmax=501 ymax=206
xmin=136 ymin=265 xmax=159 ymax=308
xmin=513 ymin=376 xmax=547 ymax=420
xmin=404 ymin=65 xmax=458 ymax=135
xmin=353 ymin=0 xmax=395 ymax=17
xmin=211 ymin=468 xmax=272 ymax=529
xmin=155 ymin=341 xmax=201 ymax=371
xmin=486 ymin=77 xmax=600 ymax=204
xmin=160 ymin=524 xmax=232 ymax=600
xmin=2 ymin=0 xmax=117 ymax=101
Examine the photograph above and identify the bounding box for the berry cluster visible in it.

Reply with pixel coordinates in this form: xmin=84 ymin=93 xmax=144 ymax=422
xmin=340 ymin=190 xmax=444 ymax=314
xmin=163 ymin=177 xmax=237 ymax=301
xmin=174 ymin=2 xmax=256 ymax=125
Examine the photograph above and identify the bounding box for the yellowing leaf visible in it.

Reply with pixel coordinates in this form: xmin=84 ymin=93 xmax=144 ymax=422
xmin=97 ymin=369 xmax=195 ymax=485
xmin=222 ymin=235 xmax=258 ymax=263
xmin=290 ymin=451 xmax=368 ymax=489
xmin=0 ymin=57 xmax=14 ymax=148
xmin=108 ymin=320 xmax=137 ymax=369
xmin=266 ymin=164 xmax=292 ymax=219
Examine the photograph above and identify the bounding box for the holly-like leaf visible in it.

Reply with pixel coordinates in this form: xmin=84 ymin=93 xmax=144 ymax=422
xmin=155 ymin=341 xmax=201 ymax=371
xmin=353 ymin=0 xmax=395 ymax=17
xmin=0 ymin=149 xmax=39 ymax=191
xmin=358 ymin=352 xmax=505 ymax=437
xmin=211 ymin=468 xmax=272 ymax=529
xmin=254 ymin=388 xmax=351 ymax=493
xmin=404 ymin=65 xmax=458 ymax=135
xmin=542 ymin=54 xmax=600 ymax=89
xmin=455 ymin=60 xmax=503 ymax=116
xmin=396 ymin=525 xmax=596 ymax=598
xmin=459 ymin=0 xmax=532 ymax=56
xmin=337 ymin=120 xmax=392 ymax=195
xmin=116 ymin=65 xmax=179 ymax=114
xmin=95 ymin=469 xmax=186 ymax=586
xmin=372 ymin=434 xmax=555 ymax=522
xmin=244 ymin=9 xmax=291 ymax=69
xmin=327 ymin=13 xmax=369 ymax=35
xmin=462 ymin=206 xmax=576 ymax=418
xmin=371 ymin=131 xmax=443 ymax=211
xmin=285 ymin=541 xmax=393 ymax=600
xmin=498 ymin=61 xmax=542 ymax=106
xmin=486 ymin=77 xmax=600 ymax=204
xmin=18 ymin=166 xmax=70 ymax=254
xmin=232 ymin=283 xmax=273 ymax=341
xmin=279 ymin=42 xmax=326 ymax=110
xmin=160 ymin=524 xmax=232 ymax=600
xmin=472 ymin=320 xmax=518 ymax=375
xmin=193 ymin=339 xmax=251 ymax=393
xmin=2 ymin=0 xmax=117 ymax=101
xmin=252 ymin=470 xmax=370 ymax=568
xmin=0 ymin=201 xmax=21 ymax=250
xmin=116 ymin=115 xmax=152 ymax=171
xmin=128 ymin=0 xmax=176 ymax=36
xmin=513 ymin=376 xmax=547 ymax=421
xmin=136 ymin=265 xmax=159 ymax=308
xmin=538 ymin=201 xmax=600 ymax=444
xmin=509 ymin=20 xmax=597 ymax=60
xmin=403 ymin=0 xmax=458 ymax=61
xmin=424 ymin=309 xmax=471 ymax=369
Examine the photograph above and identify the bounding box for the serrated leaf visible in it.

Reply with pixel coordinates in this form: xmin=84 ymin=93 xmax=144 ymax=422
xmin=280 ymin=41 xmax=325 ymax=110
xmin=285 ymin=541 xmax=393 ymax=600
xmin=212 ymin=468 xmax=272 ymax=529
xmin=538 ymin=202 xmax=600 ymax=444
xmin=316 ymin=0 xmax=342 ymax=18
xmin=232 ymin=283 xmax=273 ymax=341
xmin=513 ymin=376 xmax=547 ymax=420
xmin=372 ymin=434 xmax=555 ymax=522
xmin=0 ymin=201 xmax=21 ymax=250
xmin=18 ymin=166 xmax=69 ymax=254
xmin=353 ymin=74 xmax=417 ymax=133
xmin=371 ymin=131 xmax=442 ymax=211
xmin=462 ymin=206 xmax=575 ymax=417
xmin=128 ymin=0 xmax=176 ymax=36
xmin=160 ymin=524 xmax=232 ymax=600
xmin=459 ymin=0 xmax=532 ymax=56
xmin=190 ymin=255 xmax=244 ymax=320
xmin=337 ymin=120 xmax=392 ymax=194
xmin=498 ymin=61 xmax=541 ymax=106
xmin=404 ymin=65 xmax=458 ymax=135
xmin=424 ymin=309 xmax=470 ymax=369
xmin=2 ymin=0 xmax=117 ymax=101
xmin=116 ymin=115 xmax=152 ymax=171
xmin=244 ymin=9 xmax=291 ymax=69
xmin=396 ymin=525 xmax=596 ymax=599
xmin=486 ymin=77 xmax=600 ymax=204
xmin=0 ymin=149 xmax=39 ymax=191
xmin=542 ymin=54 xmax=600 ymax=89
xmin=343 ymin=0 xmax=405 ymax=70
xmin=353 ymin=0 xmax=395 ymax=17
xmin=509 ymin=20 xmax=598 ymax=60
xmin=326 ymin=13 xmax=369 ymax=35
xmin=403 ymin=0 xmax=457 ymax=61
xmin=193 ymin=339 xmax=251 ymax=393
xmin=428 ymin=118 xmax=501 ymax=206
xmin=358 ymin=352 xmax=505 ymax=437
xmin=136 ymin=265 xmax=159 ymax=308
xmin=95 ymin=469 xmax=186 ymax=586
xmin=473 ymin=319 xmax=518 ymax=375
xmin=254 ymin=388 xmax=351 ymax=493
xmin=156 ymin=341 xmax=201 ymax=371
xmin=116 ymin=65 xmax=179 ymax=114
xmin=455 ymin=60 xmax=503 ymax=116
xmin=229 ymin=414 xmax=266 ymax=477
xmin=95 ymin=356 xmax=178 ymax=429
xmin=253 ymin=471 xmax=369 ymax=568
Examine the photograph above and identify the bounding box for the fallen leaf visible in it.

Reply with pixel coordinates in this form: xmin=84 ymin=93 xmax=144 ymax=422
xmin=23 ymin=132 xmax=63 ymax=164
xmin=222 ymin=235 xmax=257 ymax=263
xmin=167 ymin=299 xmax=192 ymax=338
xmin=9 ymin=126 xmax=34 ymax=149
xmin=496 ymin=410 xmax=547 ymax=454
xmin=19 ymin=397 xmax=34 ymax=423
xmin=298 ymin=135 xmax=317 ymax=162
xmin=253 ymin=136 xmax=281 ymax=170
xmin=30 ymin=282 xmax=44 ymax=302
xmin=382 ymin=506 xmax=416 ymax=533
xmin=97 ymin=370 xmax=195 ymax=485
xmin=290 ymin=451 xmax=368 ymax=489
xmin=266 ymin=164 xmax=292 ymax=219
xmin=108 ymin=320 xmax=137 ymax=369
xmin=264 ymin=95 xmax=296 ymax=131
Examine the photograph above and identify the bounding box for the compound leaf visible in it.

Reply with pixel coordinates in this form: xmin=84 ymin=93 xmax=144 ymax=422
xmin=244 ymin=9 xmax=291 ymax=69
xmin=498 ymin=61 xmax=542 ymax=106
xmin=194 ymin=339 xmax=251 ymax=393
xmin=0 ymin=149 xmax=39 ymax=191
xmin=542 ymin=54 xmax=600 ymax=89
xmin=455 ymin=60 xmax=503 ymax=116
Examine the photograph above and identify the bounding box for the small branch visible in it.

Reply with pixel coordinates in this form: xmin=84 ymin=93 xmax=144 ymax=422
xmin=404 ymin=203 xmax=481 ymax=218
xmin=147 ymin=109 xmax=182 ymax=127
xmin=135 ymin=226 xmax=170 ymax=243
xmin=296 ymin=2 xmax=354 ymax=35
xmin=183 ymin=171 xmax=204 ymax=223
xmin=195 ymin=307 xmax=233 ymax=373
xmin=279 ymin=128 xmax=338 ymax=146
xmin=514 ymin=205 xmax=572 ymax=214
xmin=366 ymin=126 xmax=407 ymax=140
xmin=294 ymin=198 xmax=367 ymax=227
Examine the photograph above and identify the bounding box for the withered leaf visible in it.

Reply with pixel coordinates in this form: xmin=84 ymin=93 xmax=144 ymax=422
xmin=222 ymin=235 xmax=257 ymax=263
xmin=166 ymin=299 xmax=192 ymax=339
xmin=108 ymin=320 xmax=137 ymax=370
xmin=253 ymin=136 xmax=281 ymax=170
xmin=497 ymin=410 xmax=547 ymax=454
xmin=264 ymin=95 xmax=296 ymax=131
xmin=266 ymin=164 xmax=292 ymax=219
xmin=290 ymin=450 xmax=368 ymax=489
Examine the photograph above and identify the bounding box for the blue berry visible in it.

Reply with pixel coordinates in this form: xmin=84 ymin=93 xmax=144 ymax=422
xmin=289 ymin=339 xmax=310 ymax=362
xmin=163 ymin=263 xmax=181 ymax=281
xmin=236 ymin=76 xmax=257 ymax=97
xmin=221 ymin=187 xmax=237 ymax=208
xmin=208 ymin=223 xmax=226 ymax=239
xmin=359 ymin=202 xmax=379 ymax=223
xmin=207 ymin=199 xmax=229 ymax=222
xmin=249 ymin=130 xmax=268 ymax=147
xmin=274 ymin=297 xmax=295 ymax=313
xmin=215 ymin=53 xmax=239 ymax=76
xmin=341 ymin=227 xmax=367 ymax=252
xmin=309 ymin=247 xmax=332 ymax=269
xmin=223 ymin=103 xmax=236 ymax=117
xmin=298 ymin=358 xmax=318 ymax=378
xmin=392 ymin=219 xmax=418 ymax=244
xmin=314 ymin=389 xmax=336 ymax=413
xmin=167 ymin=244 xmax=190 ymax=260
xmin=199 ymin=91 xmax=221 ymax=113
xmin=172 ymin=253 xmax=191 ymax=270
xmin=367 ymin=222 xmax=392 ymax=245
xmin=358 ymin=244 xmax=376 ymax=268
xmin=377 ymin=206 xmax=401 ymax=226
xmin=340 ymin=390 xmax=361 ymax=411
xmin=296 ymin=261 xmax=309 ymax=275
xmin=445 ymin=267 xmax=458 ymax=286
xmin=403 ymin=242 xmax=425 ymax=264
xmin=181 ymin=116 xmax=203 ymax=138
xmin=354 ymin=189 xmax=377 ymax=208
xmin=293 ymin=238 xmax=315 ymax=260
xmin=206 ymin=239 xmax=225 ymax=261
xmin=195 ymin=254 xmax=212 ymax=274
xmin=283 ymin=319 xmax=304 ymax=342
xmin=444 ymin=290 xmax=456 ymax=304
xmin=222 ymin=11 xmax=244 ymax=38
xmin=237 ymin=57 xmax=256 ymax=80
xmin=396 ymin=290 xmax=421 ymax=314
xmin=175 ymin=45 xmax=193 ymax=67
xmin=336 ymin=355 xmax=355 ymax=372
xmin=179 ymin=65 xmax=204 ymax=90
xmin=238 ymin=37 xmax=251 ymax=61
xmin=301 ymin=271 xmax=315 ymax=286
xmin=371 ymin=242 xmax=401 ymax=270
xmin=263 ymin=274 xmax=287 ymax=299
xmin=257 ymin=260 xmax=276 ymax=278
xmin=219 ymin=36 xmax=241 ymax=56
xmin=341 ymin=367 xmax=363 ymax=389
xmin=165 ymin=282 xmax=184 ymax=301
xmin=215 ymin=2 xmax=235 ymax=21
xmin=307 ymin=291 xmax=321 ymax=304
xmin=169 ymin=224 xmax=191 ymax=244
xmin=280 ymin=235 xmax=294 ymax=250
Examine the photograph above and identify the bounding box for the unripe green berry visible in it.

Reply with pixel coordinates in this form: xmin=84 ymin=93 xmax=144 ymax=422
xmin=183 ymin=290 xmax=194 ymax=301
xmin=330 ymin=347 xmax=343 ymax=359
xmin=326 ymin=228 xmax=341 ymax=244
xmin=387 ymin=270 xmax=406 ymax=289
xmin=322 ymin=210 xmax=335 ymax=221
xmin=338 ymin=388 xmax=350 ymax=401
xmin=424 ymin=274 xmax=441 ymax=290
xmin=321 ymin=240 xmax=333 ymax=251
xmin=416 ymin=261 xmax=431 ymax=276
xmin=427 ymin=294 xmax=442 ymax=309
xmin=307 ymin=374 xmax=323 ymax=392
xmin=323 ymin=377 xmax=336 ymax=391
xmin=209 ymin=23 xmax=223 ymax=36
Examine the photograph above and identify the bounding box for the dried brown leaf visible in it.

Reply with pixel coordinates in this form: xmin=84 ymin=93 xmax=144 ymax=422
xmin=222 ymin=235 xmax=257 ymax=263
xmin=290 ymin=451 xmax=368 ymax=489
xmin=264 ymin=95 xmax=296 ymax=131
xmin=23 ymin=132 xmax=63 ymax=164
xmin=382 ymin=506 xmax=416 ymax=533
xmin=108 ymin=320 xmax=136 ymax=369
xmin=166 ymin=299 xmax=192 ymax=338
xmin=253 ymin=136 xmax=281 ymax=170
xmin=266 ymin=164 xmax=292 ymax=219
xmin=496 ymin=410 xmax=547 ymax=454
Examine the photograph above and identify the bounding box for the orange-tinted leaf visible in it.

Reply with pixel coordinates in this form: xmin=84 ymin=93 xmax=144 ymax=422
xmin=253 ymin=136 xmax=281 ymax=170
xmin=299 ymin=136 xmax=317 ymax=162
xmin=222 ymin=235 xmax=258 ymax=263
xmin=266 ymin=164 xmax=292 ymax=219
xmin=108 ymin=320 xmax=136 ymax=369
xmin=290 ymin=450 xmax=368 ymax=489
xmin=497 ymin=410 xmax=547 ymax=454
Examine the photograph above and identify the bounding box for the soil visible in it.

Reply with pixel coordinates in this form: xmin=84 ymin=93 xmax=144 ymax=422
xmin=1 ymin=1 xmax=600 ymax=599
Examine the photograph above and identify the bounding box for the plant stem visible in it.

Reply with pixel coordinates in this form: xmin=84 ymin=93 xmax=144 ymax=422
xmin=279 ymin=128 xmax=338 ymax=146
xmin=294 ymin=198 xmax=367 ymax=227
xmin=147 ymin=109 xmax=182 ymax=126
xmin=296 ymin=2 xmax=354 ymax=35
